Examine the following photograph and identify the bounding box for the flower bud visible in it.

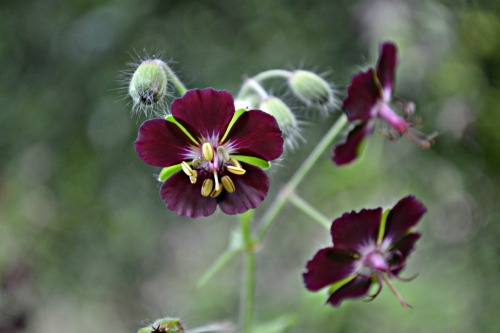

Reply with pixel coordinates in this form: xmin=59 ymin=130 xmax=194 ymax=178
xmin=138 ymin=317 xmax=185 ymax=333
xmin=259 ymin=96 xmax=302 ymax=149
xmin=129 ymin=59 xmax=168 ymax=111
xmin=287 ymin=70 xmax=337 ymax=115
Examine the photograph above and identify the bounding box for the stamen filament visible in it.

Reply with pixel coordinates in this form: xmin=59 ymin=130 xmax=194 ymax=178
xmin=213 ymin=170 xmax=220 ymax=191
xmin=381 ymin=272 xmax=411 ymax=309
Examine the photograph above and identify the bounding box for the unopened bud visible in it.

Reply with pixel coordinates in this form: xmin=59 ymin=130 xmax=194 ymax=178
xmin=288 ymin=70 xmax=337 ymax=115
xmin=129 ymin=59 xmax=168 ymax=111
xmin=259 ymin=96 xmax=302 ymax=149
xmin=138 ymin=317 xmax=185 ymax=333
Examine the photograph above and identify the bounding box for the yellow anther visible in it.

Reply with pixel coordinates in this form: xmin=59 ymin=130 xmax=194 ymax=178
xmin=210 ymin=185 xmax=223 ymax=198
xmin=181 ymin=161 xmax=193 ymax=176
xmin=189 ymin=170 xmax=197 ymax=184
xmin=226 ymin=165 xmax=246 ymax=175
xmin=201 ymin=178 xmax=214 ymax=197
xmin=229 ymin=158 xmax=242 ymax=168
xmin=202 ymin=142 xmax=214 ymax=161
xmin=221 ymin=175 xmax=235 ymax=193
xmin=216 ymin=146 xmax=230 ymax=163
xmin=192 ymin=158 xmax=203 ymax=168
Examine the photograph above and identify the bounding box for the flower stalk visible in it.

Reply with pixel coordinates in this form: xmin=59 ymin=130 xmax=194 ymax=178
xmin=239 ymin=210 xmax=256 ymax=333
xmin=256 ymin=114 xmax=348 ymax=242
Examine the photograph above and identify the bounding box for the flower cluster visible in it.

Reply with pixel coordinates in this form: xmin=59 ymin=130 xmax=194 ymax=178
xmin=333 ymin=42 xmax=436 ymax=165
xmin=134 ymin=88 xmax=284 ymax=218
xmin=303 ymin=196 xmax=426 ymax=307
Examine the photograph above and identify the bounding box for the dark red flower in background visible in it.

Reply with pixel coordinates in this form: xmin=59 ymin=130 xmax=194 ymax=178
xmin=303 ymin=196 xmax=426 ymax=308
xmin=333 ymin=42 xmax=436 ymax=165
xmin=135 ymin=88 xmax=284 ymax=218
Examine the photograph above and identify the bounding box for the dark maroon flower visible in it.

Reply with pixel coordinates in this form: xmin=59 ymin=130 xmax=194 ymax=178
xmin=135 ymin=88 xmax=284 ymax=218
xmin=303 ymin=196 xmax=426 ymax=308
xmin=333 ymin=42 xmax=436 ymax=165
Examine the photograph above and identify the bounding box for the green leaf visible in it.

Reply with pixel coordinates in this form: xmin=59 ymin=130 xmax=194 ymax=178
xmin=221 ymin=108 xmax=246 ymax=143
xmin=231 ymin=155 xmax=270 ymax=169
xmin=158 ymin=164 xmax=183 ymax=182
xmin=165 ymin=114 xmax=199 ymax=145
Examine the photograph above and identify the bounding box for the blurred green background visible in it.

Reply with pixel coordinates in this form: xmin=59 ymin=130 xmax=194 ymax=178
xmin=1 ymin=0 xmax=499 ymax=332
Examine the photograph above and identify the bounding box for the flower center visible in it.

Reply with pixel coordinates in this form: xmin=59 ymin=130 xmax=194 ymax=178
xmin=363 ymin=250 xmax=390 ymax=272
xmin=180 ymin=142 xmax=246 ymax=198
xmin=379 ymin=99 xmax=437 ymax=148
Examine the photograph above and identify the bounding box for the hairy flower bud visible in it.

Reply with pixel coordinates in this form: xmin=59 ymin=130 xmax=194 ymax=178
xmin=129 ymin=59 xmax=168 ymax=114
xmin=288 ymin=70 xmax=337 ymax=115
xmin=138 ymin=317 xmax=185 ymax=333
xmin=259 ymin=96 xmax=302 ymax=149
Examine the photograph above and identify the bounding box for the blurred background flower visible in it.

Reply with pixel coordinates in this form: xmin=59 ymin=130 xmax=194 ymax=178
xmin=1 ymin=0 xmax=499 ymax=332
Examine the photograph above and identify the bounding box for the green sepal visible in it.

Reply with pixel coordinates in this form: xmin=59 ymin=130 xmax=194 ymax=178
xmin=327 ymin=274 xmax=357 ymax=296
xmin=221 ymin=108 xmax=246 ymax=143
xmin=165 ymin=114 xmax=199 ymax=145
xmin=231 ymin=155 xmax=270 ymax=169
xmin=158 ymin=164 xmax=183 ymax=182
xmin=377 ymin=208 xmax=391 ymax=245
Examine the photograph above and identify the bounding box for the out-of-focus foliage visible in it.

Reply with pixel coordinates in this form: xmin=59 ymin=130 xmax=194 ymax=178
xmin=0 ymin=0 xmax=499 ymax=332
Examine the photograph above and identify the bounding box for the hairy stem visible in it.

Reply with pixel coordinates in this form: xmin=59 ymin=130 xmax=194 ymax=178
xmin=256 ymin=114 xmax=348 ymax=242
xmin=288 ymin=192 xmax=331 ymax=228
xmin=239 ymin=210 xmax=256 ymax=333
xmin=160 ymin=62 xmax=187 ymax=96
xmin=236 ymin=69 xmax=292 ymax=100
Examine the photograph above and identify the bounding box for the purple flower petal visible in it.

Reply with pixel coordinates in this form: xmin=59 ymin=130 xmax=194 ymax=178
xmin=223 ymin=110 xmax=284 ymax=161
xmin=342 ymin=69 xmax=380 ymax=122
xmin=303 ymin=247 xmax=358 ymax=292
xmin=135 ymin=118 xmax=194 ymax=167
xmin=171 ymin=88 xmax=235 ymax=141
xmin=331 ymin=208 xmax=382 ymax=253
xmin=389 ymin=232 xmax=421 ymax=275
xmin=376 ymin=42 xmax=398 ymax=95
xmin=326 ymin=275 xmax=372 ymax=307
xmin=384 ymin=196 xmax=426 ymax=244
xmin=160 ymin=172 xmax=217 ymax=218
xmin=217 ymin=163 xmax=269 ymax=215
xmin=332 ymin=122 xmax=372 ymax=166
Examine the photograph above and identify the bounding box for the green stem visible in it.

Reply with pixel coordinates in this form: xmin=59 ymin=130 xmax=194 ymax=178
xmin=236 ymin=69 xmax=292 ymax=100
xmin=160 ymin=63 xmax=187 ymax=96
xmin=239 ymin=210 xmax=255 ymax=333
xmin=256 ymin=114 xmax=348 ymax=242
xmin=287 ymin=192 xmax=331 ymax=229
xmin=197 ymin=247 xmax=241 ymax=288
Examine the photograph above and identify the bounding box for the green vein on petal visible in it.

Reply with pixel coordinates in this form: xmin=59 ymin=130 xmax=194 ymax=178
xmin=221 ymin=108 xmax=246 ymax=143
xmin=158 ymin=163 xmax=183 ymax=182
xmin=327 ymin=274 xmax=357 ymax=296
xmin=165 ymin=114 xmax=199 ymax=145
xmin=232 ymin=155 xmax=270 ymax=170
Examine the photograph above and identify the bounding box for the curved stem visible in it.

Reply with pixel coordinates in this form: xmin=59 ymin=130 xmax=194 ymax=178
xmin=236 ymin=69 xmax=292 ymax=100
xmin=256 ymin=114 xmax=348 ymax=242
xmin=160 ymin=62 xmax=187 ymax=96
xmin=288 ymin=192 xmax=331 ymax=229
